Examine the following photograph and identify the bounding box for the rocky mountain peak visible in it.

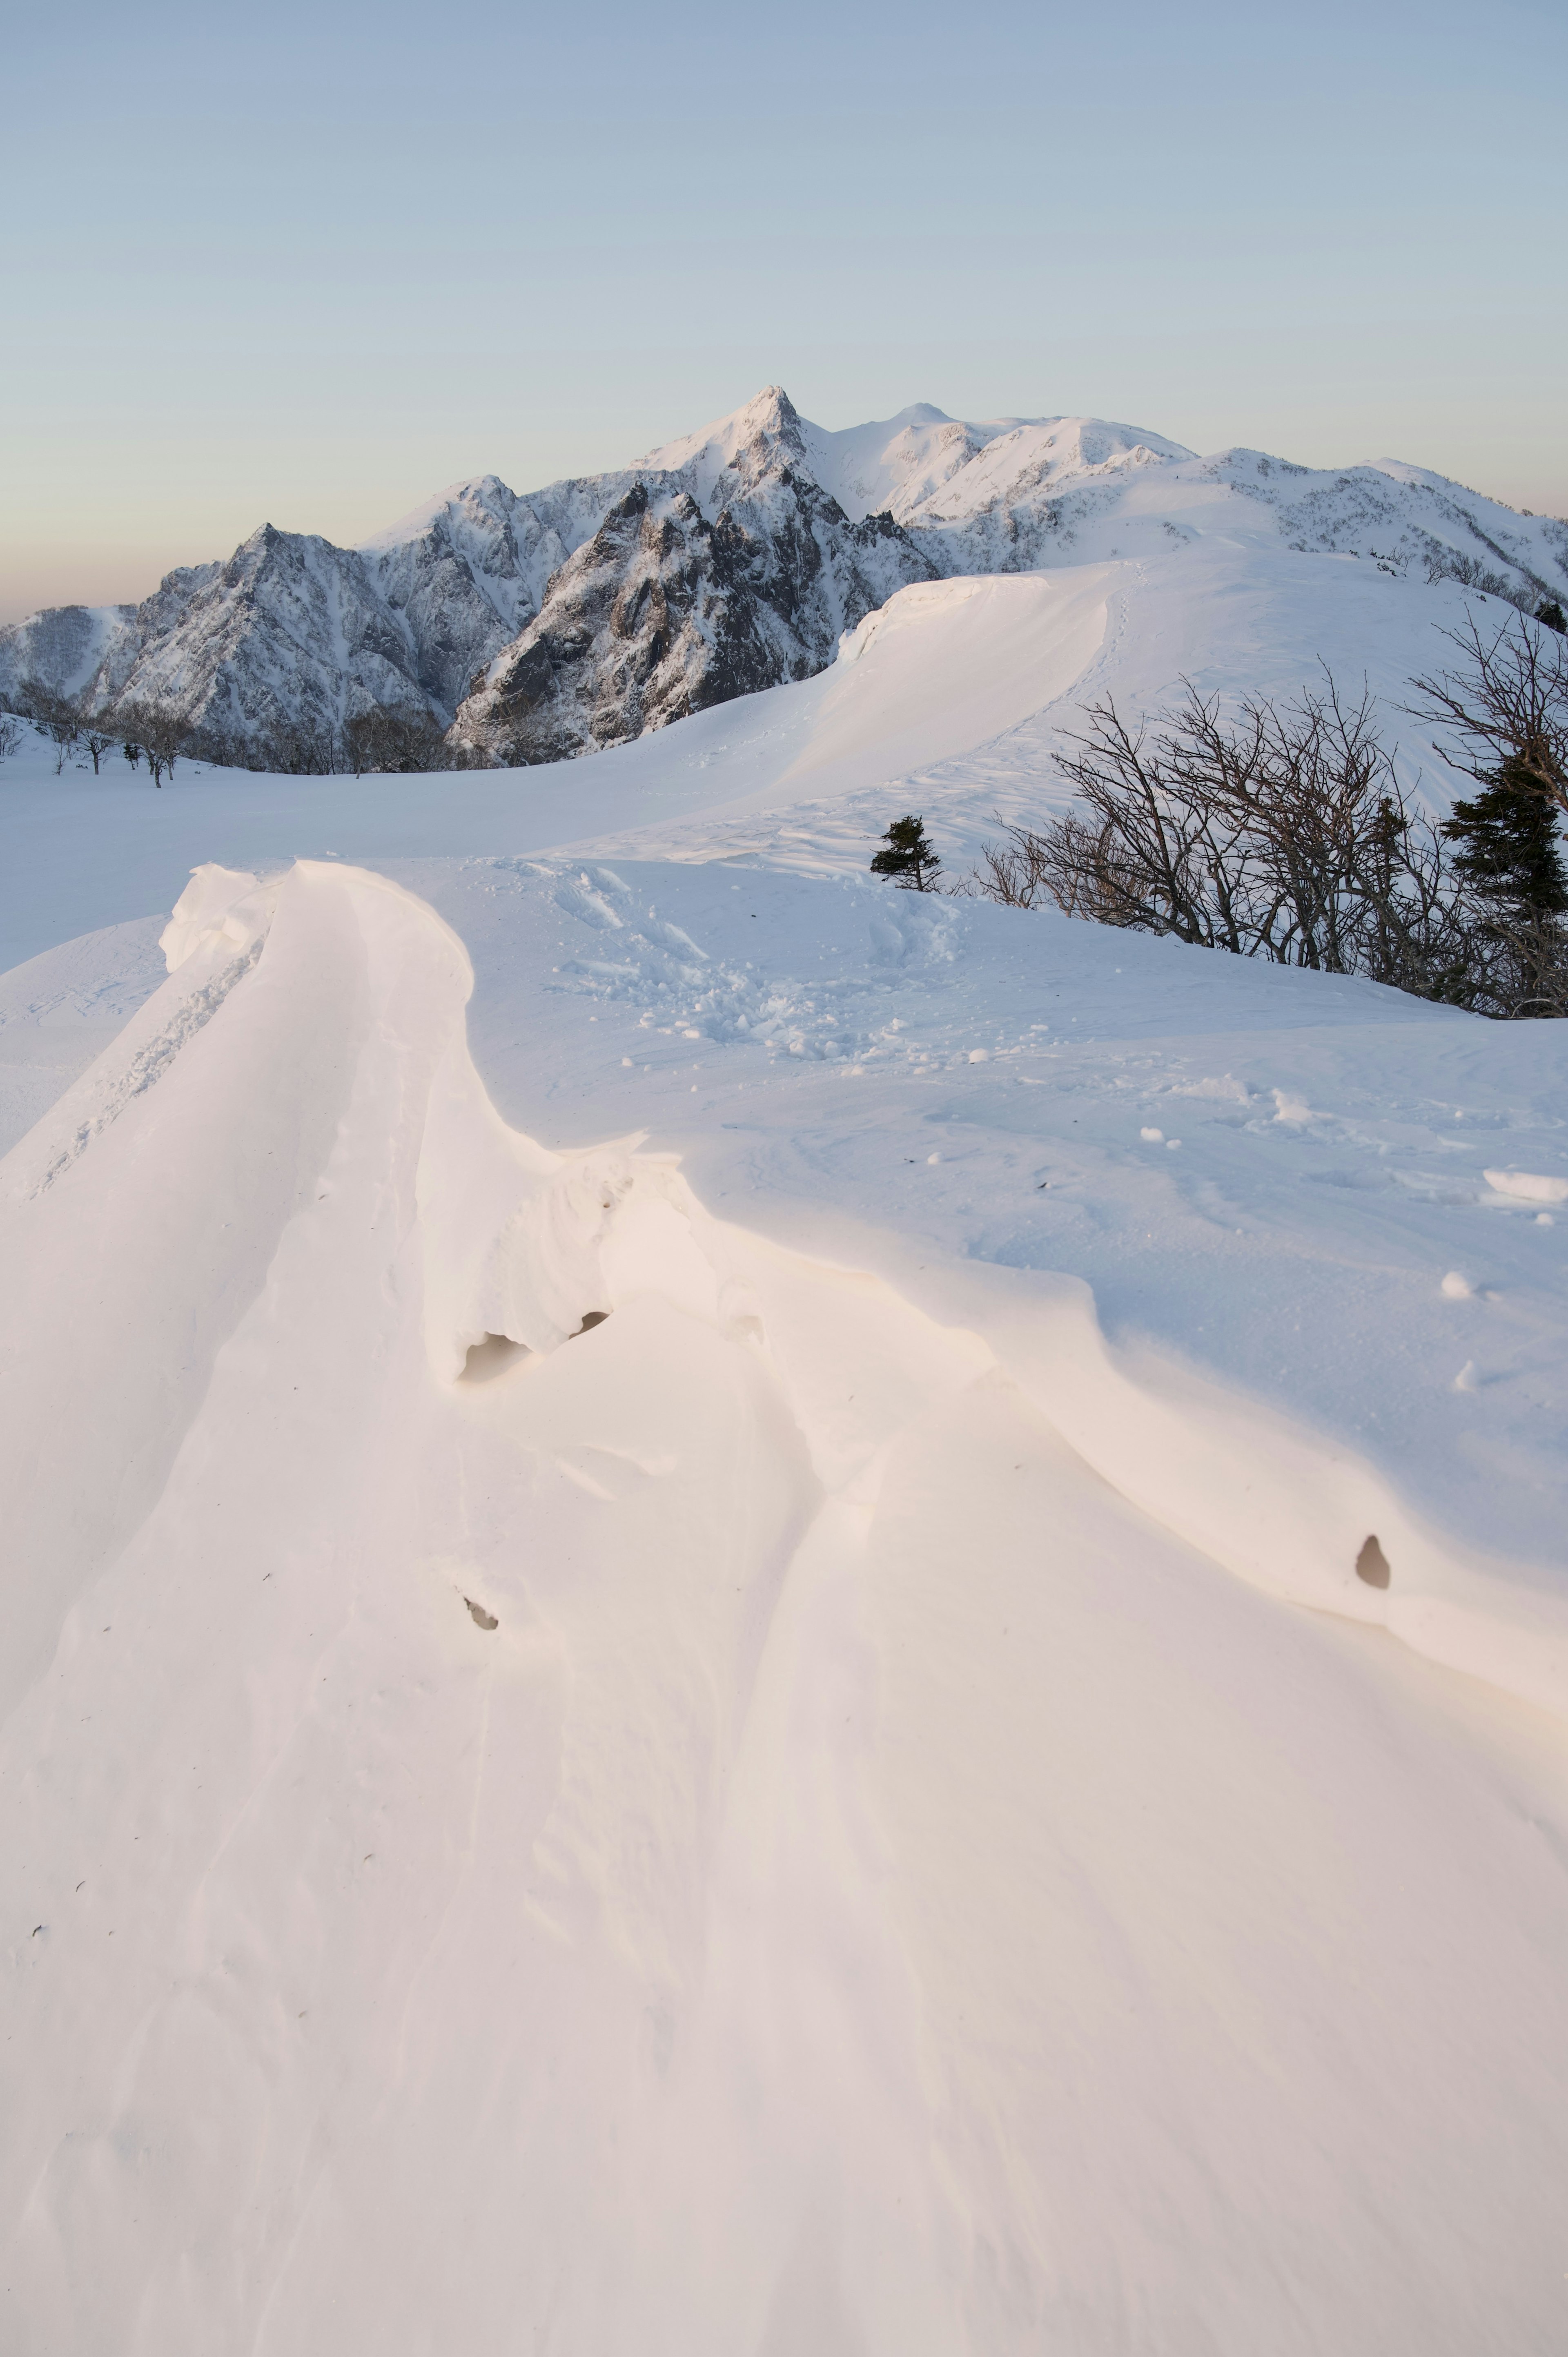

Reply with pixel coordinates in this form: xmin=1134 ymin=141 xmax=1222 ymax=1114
xmin=4 ymin=391 xmax=1564 ymax=769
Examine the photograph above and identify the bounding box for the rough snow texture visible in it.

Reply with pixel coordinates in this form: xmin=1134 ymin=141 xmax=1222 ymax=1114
xmin=1 ymin=856 xmax=1566 ymax=2356
xmin=4 ymin=523 xmax=1568 ymax=2348
xmin=4 ymin=386 xmax=1564 ymax=762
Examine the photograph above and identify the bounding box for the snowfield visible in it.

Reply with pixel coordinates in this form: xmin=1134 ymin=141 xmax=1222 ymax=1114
xmin=1 ymin=516 xmax=1566 ymax=2353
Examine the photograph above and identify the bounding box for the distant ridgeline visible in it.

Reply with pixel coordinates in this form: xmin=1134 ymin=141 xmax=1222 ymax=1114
xmin=3 ymin=388 xmax=1565 ymax=774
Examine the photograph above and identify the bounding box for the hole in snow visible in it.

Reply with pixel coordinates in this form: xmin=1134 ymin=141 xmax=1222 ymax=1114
xmin=463 ymin=1596 xmax=499 ymax=1631
xmin=570 ymin=1310 xmax=610 ymax=1339
xmin=1355 ymin=1534 xmax=1391 ymax=1590
xmin=459 ymin=1333 xmax=530 ymax=1385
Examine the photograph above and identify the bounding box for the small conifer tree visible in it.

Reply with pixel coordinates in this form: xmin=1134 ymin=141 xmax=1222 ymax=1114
xmin=1537 ymin=600 xmax=1567 ymax=635
xmin=1443 ymin=754 xmax=1568 ymax=1012
xmin=871 ymin=814 xmax=940 ymax=892
xmin=1443 ymin=756 xmax=1568 ymax=920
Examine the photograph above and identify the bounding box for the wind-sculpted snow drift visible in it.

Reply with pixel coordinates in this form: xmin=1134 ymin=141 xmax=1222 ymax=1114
xmin=1 ymin=862 xmax=1566 ymax=2354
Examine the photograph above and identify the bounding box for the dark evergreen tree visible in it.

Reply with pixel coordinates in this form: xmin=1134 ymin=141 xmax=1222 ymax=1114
xmin=1442 ymin=755 xmax=1568 ymax=919
xmin=871 ymin=814 xmax=940 ymax=892
xmin=1443 ymin=754 xmax=1568 ymax=1013
xmin=1536 ymin=600 xmax=1566 ymax=635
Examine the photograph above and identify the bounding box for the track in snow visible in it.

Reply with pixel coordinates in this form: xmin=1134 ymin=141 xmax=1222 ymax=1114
xmin=1 ymin=864 xmax=1565 ymax=2353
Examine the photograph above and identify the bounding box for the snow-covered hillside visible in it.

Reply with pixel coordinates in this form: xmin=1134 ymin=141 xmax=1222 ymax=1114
xmin=1 ymin=511 xmax=1566 ymax=2352
xmin=0 ymin=543 xmax=1541 ymax=983
xmin=3 ymin=386 xmax=1563 ymax=768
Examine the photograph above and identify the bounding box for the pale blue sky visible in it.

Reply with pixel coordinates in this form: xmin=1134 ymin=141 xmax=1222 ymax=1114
xmin=4 ymin=0 xmax=1564 ymax=619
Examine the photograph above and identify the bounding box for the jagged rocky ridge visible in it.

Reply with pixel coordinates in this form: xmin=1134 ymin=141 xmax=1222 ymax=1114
xmin=3 ymin=388 xmax=1565 ymax=770
xmin=452 ymin=398 xmax=937 ymax=765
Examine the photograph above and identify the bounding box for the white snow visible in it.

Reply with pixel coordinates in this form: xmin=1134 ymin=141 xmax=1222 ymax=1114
xmin=1485 ymin=1167 xmax=1568 ymax=1205
xmin=2 ymin=484 xmax=1567 ymax=2352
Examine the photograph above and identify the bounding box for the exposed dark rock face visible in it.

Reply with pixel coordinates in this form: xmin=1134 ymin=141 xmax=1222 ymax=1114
xmin=452 ymin=446 xmax=938 ymax=766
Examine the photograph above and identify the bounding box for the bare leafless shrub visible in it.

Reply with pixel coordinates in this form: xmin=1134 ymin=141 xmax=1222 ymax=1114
xmin=1405 ymin=610 xmax=1568 ymax=824
xmin=341 ymin=707 xmax=452 ymax=776
xmin=0 ymin=714 xmax=25 ymax=763
xmin=116 ymin=702 xmax=192 ymax=788
xmin=963 ymin=671 xmax=1538 ymax=1012
xmin=76 ymin=700 xmax=461 ymax=778
xmin=1483 ymin=911 xmax=1568 ymax=1017
xmin=1402 ymin=611 xmax=1568 ymax=1016
xmin=18 ymin=680 xmax=82 ymax=773
xmin=1423 ymin=550 xmax=1537 ymax=612
xmin=254 ymin=723 xmax=335 ymax=776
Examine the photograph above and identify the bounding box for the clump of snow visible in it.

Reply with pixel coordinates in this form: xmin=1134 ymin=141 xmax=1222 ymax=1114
xmin=1485 ymin=1167 xmax=1568 ymax=1204
xmin=158 ymin=861 xmax=274 ymax=972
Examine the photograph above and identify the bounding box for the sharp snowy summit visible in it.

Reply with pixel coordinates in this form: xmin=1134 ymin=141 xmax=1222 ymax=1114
xmin=3 ymin=387 xmax=1563 ymax=768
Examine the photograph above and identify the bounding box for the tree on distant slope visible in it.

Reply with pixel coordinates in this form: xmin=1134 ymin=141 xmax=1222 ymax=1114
xmin=1538 ymin=600 xmax=1566 ymax=635
xmin=871 ymin=815 xmax=940 ymax=892
xmin=20 ymin=682 xmax=82 ymax=774
xmin=118 ymin=704 xmax=191 ymax=788
xmin=341 ymin=707 xmax=451 ymax=776
xmin=249 ymin=722 xmax=334 ymax=776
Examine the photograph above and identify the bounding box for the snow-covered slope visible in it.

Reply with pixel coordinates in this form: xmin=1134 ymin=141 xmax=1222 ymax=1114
xmin=4 ymin=494 xmax=1568 ymax=2346
xmin=0 ymin=544 xmax=1505 ymax=976
xmin=0 ymin=599 xmax=138 ymax=702
xmin=1 ymin=841 xmax=1566 ymax=2355
xmin=4 ymin=389 xmax=1563 ymax=767
xmin=907 ymin=430 xmax=1568 ymax=590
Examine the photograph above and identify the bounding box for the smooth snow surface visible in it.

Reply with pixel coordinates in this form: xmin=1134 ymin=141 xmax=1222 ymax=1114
xmin=2 ymin=519 xmax=1568 ymax=2352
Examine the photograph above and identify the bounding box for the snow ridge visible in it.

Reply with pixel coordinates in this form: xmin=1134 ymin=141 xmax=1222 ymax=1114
xmin=3 ymin=854 xmax=1568 ymax=2348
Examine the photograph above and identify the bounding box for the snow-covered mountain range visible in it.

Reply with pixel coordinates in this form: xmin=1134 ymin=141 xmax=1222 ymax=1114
xmin=3 ymin=387 xmax=1565 ymax=766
